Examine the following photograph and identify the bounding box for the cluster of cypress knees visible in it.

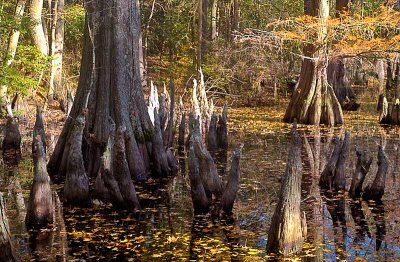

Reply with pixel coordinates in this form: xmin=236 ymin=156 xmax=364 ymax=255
xmin=0 ymin=100 xmax=391 ymax=260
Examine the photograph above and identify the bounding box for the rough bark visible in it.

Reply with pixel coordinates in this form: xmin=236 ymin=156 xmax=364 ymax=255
xmin=48 ymin=1 xmax=175 ymax=186
xmin=349 ymin=149 xmax=373 ymax=198
xmin=151 ymin=110 xmax=170 ymax=177
xmin=327 ymin=58 xmax=359 ymax=111
xmin=26 ymin=135 xmax=54 ymax=229
xmin=0 ymin=193 xmax=19 ymax=262
xmin=332 ymin=130 xmax=350 ymax=191
xmin=319 ymin=136 xmax=341 ymax=190
xmin=2 ymin=117 xmax=22 ymax=166
xmin=188 ymin=142 xmax=209 ymax=214
xmin=386 ymin=59 xmax=393 ymax=91
xmin=33 ymin=106 xmax=46 ymax=154
xmin=363 ymin=145 xmax=388 ymax=201
xmin=284 ymin=0 xmax=343 ymax=126
xmin=266 ymin=124 xmax=305 ymax=256
xmin=178 ymin=112 xmax=186 ymax=151
xmin=164 ymin=80 xmax=176 ymax=148
xmin=379 ymin=95 xmax=390 ymax=124
xmin=111 ymin=126 xmax=141 ymax=210
xmin=220 ymin=146 xmax=241 ymax=215
xmin=217 ymin=104 xmax=228 ymax=149
xmin=193 ymin=136 xmax=224 ymax=200
xmin=63 ymin=114 xmax=89 ymax=206
xmin=376 ymin=59 xmax=385 ymax=100
xmin=207 ymin=112 xmax=218 ymax=151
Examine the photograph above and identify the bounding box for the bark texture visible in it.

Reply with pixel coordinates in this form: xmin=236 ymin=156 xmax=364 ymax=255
xmin=0 ymin=193 xmax=19 ymax=262
xmin=63 ymin=114 xmax=89 ymax=206
xmin=266 ymin=124 xmax=305 ymax=256
xmin=284 ymin=0 xmax=343 ymax=126
xmin=349 ymin=149 xmax=373 ymax=198
xmin=2 ymin=117 xmax=21 ymax=166
xmin=363 ymin=146 xmax=388 ymax=201
xmin=48 ymin=0 xmax=177 ymax=188
xmin=26 ymin=108 xmax=54 ymax=229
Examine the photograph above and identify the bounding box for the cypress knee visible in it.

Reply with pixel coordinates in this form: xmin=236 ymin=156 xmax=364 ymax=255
xmin=178 ymin=112 xmax=186 ymax=151
xmin=363 ymin=145 xmax=388 ymax=201
xmin=266 ymin=124 xmax=305 ymax=256
xmin=188 ymin=142 xmax=209 ymax=214
xmin=26 ymin=135 xmax=54 ymax=229
xmin=220 ymin=146 xmax=242 ymax=215
xmin=217 ymin=104 xmax=228 ymax=149
xmin=319 ymin=136 xmax=341 ymax=190
xmin=2 ymin=117 xmax=21 ymax=166
xmin=349 ymin=149 xmax=372 ymax=198
xmin=112 ymin=126 xmax=140 ymax=210
xmin=151 ymin=109 xmax=170 ymax=177
xmin=63 ymin=115 xmax=89 ymax=206
xmin=207 ymin=112 xmax=218 ymax=151
xmin=332 ymin=131 xmax=350 ymax=191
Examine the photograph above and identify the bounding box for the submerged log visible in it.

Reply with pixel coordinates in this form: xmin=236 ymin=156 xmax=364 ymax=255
xmin=26 ymin=135 xmax=54 ymax=229
xmin=363 ymin=145 xmax=388 ymax=201
xmin=220 ymin=146 xmax=242 ymax=215
xmin=2 ymin=117 xmax=21 ymax=166
xmin=63 ymin=115 xmax=89 ymax=206
xmin=207 ymin=112 xmax=218 ymax=152
xmin=332 ymin=131 xmax=350 ymax=191
xmin=0 ymin=193 xmax=20 ymax=262
xmin=349 ymin=149 xmax=373 ymax=198
xmin=319 ymin=136 xmax=341 ymax=190
xmin=217 ymin=104 xmax=228 ymax=149
xmin=266 ymin=124 xmax=306 ymax=256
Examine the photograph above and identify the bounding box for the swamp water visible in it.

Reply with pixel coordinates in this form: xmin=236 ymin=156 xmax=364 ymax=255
xmin=1 ymin=103 xmax=400 ymax=261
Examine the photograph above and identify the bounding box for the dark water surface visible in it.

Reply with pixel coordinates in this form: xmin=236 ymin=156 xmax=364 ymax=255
xmin=2 ymin=103 xmax=400 ymax=261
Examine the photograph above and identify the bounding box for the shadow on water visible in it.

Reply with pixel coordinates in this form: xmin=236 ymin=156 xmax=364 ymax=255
xmin=2 ymin=106 xmax=400 ymax=260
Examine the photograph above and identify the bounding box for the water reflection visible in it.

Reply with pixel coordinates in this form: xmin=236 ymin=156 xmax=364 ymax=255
xmin=2 ymin=106 xmax=400 ymax=260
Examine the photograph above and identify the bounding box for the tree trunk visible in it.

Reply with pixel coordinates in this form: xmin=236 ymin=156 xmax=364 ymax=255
xmin=232 ymin=0 xmax=239 ymax=32
xmin=0 ymin=0 xmax=27 ymax=116
xmin=48 ymin=0 xmax=175 ymax=186
xmin=207 ymin=112 xmax=218 ymax=151
xmin=376 ymin=59 xmax=385 ymax=101
xmin=386 ymin=59 xmax=393 ymax=91
xmin=217 ymin=103 xmax=228 ymax=149
xmin=30 ymin=0 xmax=48 ymax=55
xmin=327 ymin=58 xmax=359 ymax=111
xmin=202 ymin=0 xmax=208 ymax=52
xmin=266 ymin=124 xmax=306 ymax=256
xmin=0 ymin=193 xmax=19 ymax=262
xmin=284 ymin=0 xmax=343 ymax=126
xmin=211 ymin=0 xmax=218 ymax=40
xmin=49 ymin=0 xmax=65 ymax=100
xmin=349 ymin=149 xmax=373 ymax=198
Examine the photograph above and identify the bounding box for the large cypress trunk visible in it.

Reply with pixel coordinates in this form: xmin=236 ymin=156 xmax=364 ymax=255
xmin=48 ymin=0 xmax=175 ymax=187
xmin=284 ymin=0 xmax=343 ymax=126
